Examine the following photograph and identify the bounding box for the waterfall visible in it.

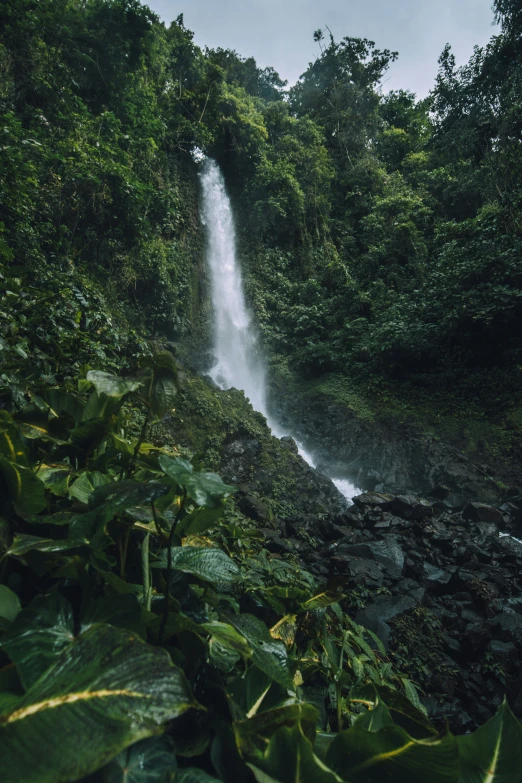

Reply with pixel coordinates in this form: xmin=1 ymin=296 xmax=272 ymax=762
xmin=198 ymin=157 xmax=357 ymax=501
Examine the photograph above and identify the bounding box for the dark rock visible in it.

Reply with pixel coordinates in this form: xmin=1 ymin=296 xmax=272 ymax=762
xmin=236 ymin=494 xmax=269 ymax=522
xmin=487 ymin=639 xmax=517 ymax=660
xmin=336 ymin=556 xmax=385 ymax=585
xmin=259 ymin=528 xmax=304 ymax=556
xmin=497 ymin=535 xmax=522 ymax=559
xmin=356 ymin=594 xmax=420 ymax=650
xmin=429 ymin=485 xmax=451 ymax=500
xmin=420 ymin=561 xmax=453 ymax=587
xmin=340 ymin=537 xmax=405 ymax=579
xmin=462 ymin=503 xmax=503 ymax=525
xmin=352 ymin=492 xmax=394 ymax=509
xmin=492 ymin=608 xmax=522 ymax=644
xmin=389 ymin=494 xmax=433 ymax=520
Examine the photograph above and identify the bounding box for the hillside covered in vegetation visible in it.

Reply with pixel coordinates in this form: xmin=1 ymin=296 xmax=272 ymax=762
xmin=1 ymin=1 xmax=522 ymax=781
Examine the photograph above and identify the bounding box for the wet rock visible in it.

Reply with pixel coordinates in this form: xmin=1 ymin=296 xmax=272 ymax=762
xmin=462 ymin=503 xmax=503 ymax=525
xmin=236 ymin=494 xmax=269 ymax=522
xmin=389 ymin=494 xmax=433 ymax=520
xmin=492 ymin=608 xmax=522 ymax=644
xmin=259 ymin=528 xmax=304 ymax=556
xmin=420 ymin=561 xmax=453 ymax=587
xmin=429 ymin=485 xmax=451 ymax=500
xmin=340 ymin=537 xmax=405 ymax=579
xmin=355 ymin=594 xmax=419 ymax=650
xmin=331 ymin=556 xmax=385 ymax=586
xmin=352 ymin=492 xmax=394 ymax=510
xmin=487 ymin=639 xmax=517 ymax=661
xmin=497 ymin=535 xmax=522 ymax=559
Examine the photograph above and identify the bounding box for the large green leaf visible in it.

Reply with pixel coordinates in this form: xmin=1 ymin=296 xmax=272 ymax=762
xmin=0 ymin=455 xmax=46 ymax=514
xmin=247 ymin=723 xmax=342 ymax=783
xmin=104 ymin=736 xmax=177 ymax=783
xmin=0 ymin=624 xmax=196 ymax=783
xmin=203 ymin=621 xmax=252 ymax=672
xmin=86 ymin=370 xmax=143 ymax=399
xmin=350 ymin=684 xmax=436 ymax=739
xmin=177 ymin=505 xmax=226 ymax=538
xmin=235 ymin=703 xmax=319 ymax=760
xmin=0 ymin=594 xmax=75 ymax=689
xmin=326 ymin=722 xmax=459 ymax=783
xmin=69 ymin=471 xmax=113 ymax=504
xmin=0 ymin=410 xmax=29 ymax=465
xmin=159 ymin=456 xmax=235 ymax=508
xmin=228 ymin=615 xmax=294 ymax=690
xmin=154 ymin=546 xmax=240 ymax=584
xmin=7 ymin=534 xmax=79 ymax=557
xmin=458 ymin=700 xmax=522 ymax=783
xmin=201 ymin=621 xmax=252 ymax=658
xmin=150 ymin=375 xmax=177 ymax=417
xmin=81 ymin=594 xmax=144 ymax=637
xmin=88 ymin=479 xmax=169 ymax=518
xmin=36 ymin=464 xmax=71 ymax=497
xmin=175 ymin=771 xmax=221 ymax=783
xmin=0 ymin=585 xmax=21 ymax=623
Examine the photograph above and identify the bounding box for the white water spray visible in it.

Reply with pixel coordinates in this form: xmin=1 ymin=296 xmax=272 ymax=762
xmin=198 ymin=157 xmax=357 ymax=501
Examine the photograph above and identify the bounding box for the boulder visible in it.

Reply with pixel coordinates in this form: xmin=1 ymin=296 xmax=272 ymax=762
xmin=429 ymin=485 xmax=451 ymax=500
xmin=355 ymin=594 xmax=419 ymax=650
xmin=462 ymin=503 xmax=503 ymax=525
xmin=352 ymin=492 xmax=394 ymax=509
xmin=340 ymin=537 xmax=405 ymax=579
xmin=389 ymin=494 xmax=433 ymax=520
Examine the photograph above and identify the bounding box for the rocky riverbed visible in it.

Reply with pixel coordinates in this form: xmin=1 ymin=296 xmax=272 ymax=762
xmin=261 ymin=486 xmax=522 ymax=730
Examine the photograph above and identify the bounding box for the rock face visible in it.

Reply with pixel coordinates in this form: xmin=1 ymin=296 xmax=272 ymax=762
xmin=270 ymin=386 xmax=502 ymax=503
xmin=280 ymin=488 xmax=522 ymax=731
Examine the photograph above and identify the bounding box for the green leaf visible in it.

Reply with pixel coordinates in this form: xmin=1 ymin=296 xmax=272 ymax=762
xmin=154 ymin=546 xmax=240 ymax=584
xmin=175 ymin=770 xmax=221 ymax=783
xmin=355 ymin=698 xmax=393 ymax=732
xmin=159 ymin=455 xmax=235 ymax=508
xmin=89 ymin=480 xmax=169 ymax=519
xmin=0 ymin=455 xmax=46 ymax=514
xmin=235 ymin=703 xmax=319 ymax=760
xmin=36 ymin=464 xmax=71 ymax=497
xmin=150 ymin=375 xmax=177 ymax=417
xmin=201 ymin=621 xmax=252 ymax=658
xmin=104 ymin=736 xmax=177 ymax=783
xmin=326 ymin=722 xmax=459 ymax=783
xmin=0 ymin=586 xmax=21 ymax=623
xmin=0 ymin=594 xmax=75 ymax=689
xmin=177 ymin=505 xmax=226 ymax=538
xmin=350 ymin=684 xmax=436 ymax=739
xmin=228 ymin=666 xmax=273 ymax=719
xmin=458 ymin=699 xmax=522 ymax=783
xmin=208 ymin=639 xmax=241 ymax=672
xmin=228 ymin=615 xmax=294 ymax=690
xmin=247 ymin=723 xmax=342 ymax=783
xmin=0 ymin=624 xmax=196 ymax=783
xmin=300 ymin=591 xmax=345 ymax=611
xmin=0 ymin=410 xmax=29 ymax=465
xmin=86 ymin=370 xmax=143 ymax=398
xmin=81 ymin=594 xmax=144 ymax=637
xmin=7 ymin=534 xmax=78 ymax=557
xmin=69 ymin=471 xmax=113 ymax=504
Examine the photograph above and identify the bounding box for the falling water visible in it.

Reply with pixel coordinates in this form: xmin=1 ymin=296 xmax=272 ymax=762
xmin=198 ymin=157 xmax=357 ymax=501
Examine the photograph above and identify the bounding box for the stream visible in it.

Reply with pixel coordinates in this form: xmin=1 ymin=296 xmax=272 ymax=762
xmin=198 ymin=156 xmax=358 ymax=501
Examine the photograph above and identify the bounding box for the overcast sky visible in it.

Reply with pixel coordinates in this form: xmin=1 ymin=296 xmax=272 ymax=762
xmin=146 ymin=0 xmax=498 ymax=97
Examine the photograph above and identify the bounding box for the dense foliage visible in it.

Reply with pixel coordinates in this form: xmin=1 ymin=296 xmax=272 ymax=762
xmin=2 ymin=0 xmax=522 ymax=780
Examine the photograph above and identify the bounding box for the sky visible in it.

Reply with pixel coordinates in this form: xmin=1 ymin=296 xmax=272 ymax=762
xmin=146 ymin=0 xmax=498 ymax=98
